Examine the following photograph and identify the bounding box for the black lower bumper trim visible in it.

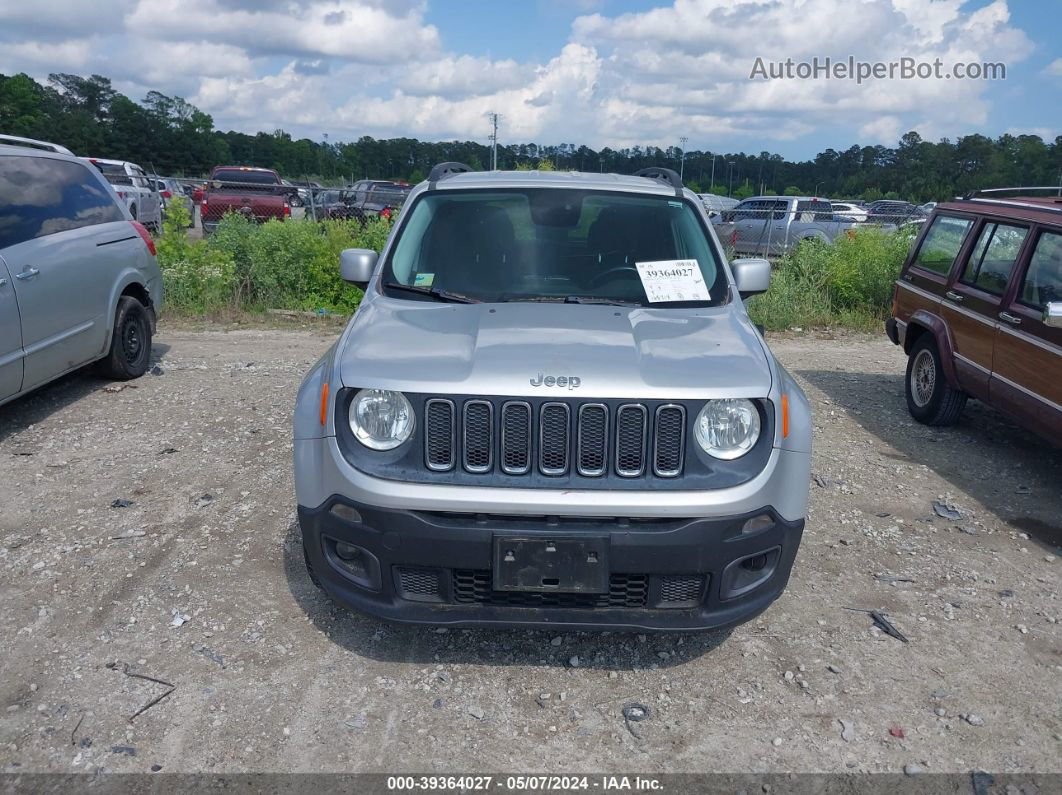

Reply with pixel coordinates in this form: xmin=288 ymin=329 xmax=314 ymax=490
xmin=886 ymin=317 xmax=900 ymax=345
xmin=297 ymin=498 xmax=804 ymax=632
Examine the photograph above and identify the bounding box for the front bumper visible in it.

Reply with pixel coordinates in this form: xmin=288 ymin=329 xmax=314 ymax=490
xmin=298 ymin=498 xmax=804 ymax=631
xmin=885 ymin=317 xmax=900 ymax=345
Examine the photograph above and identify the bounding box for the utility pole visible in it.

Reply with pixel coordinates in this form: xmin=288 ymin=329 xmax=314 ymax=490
xmin=710 ymin=155 xmax=716 ymax=192
xmin=487 ymin=112 xmax=501 ymax=170
xmin=678 ymin=136 xmax=688 ymax=180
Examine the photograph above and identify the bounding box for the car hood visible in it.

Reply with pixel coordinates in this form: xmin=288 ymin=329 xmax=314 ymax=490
xmin=339 ymin=298 xmax=773 ymax=400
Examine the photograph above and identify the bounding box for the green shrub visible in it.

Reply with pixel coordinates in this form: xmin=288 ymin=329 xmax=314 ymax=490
xmin=747 ymin=225 xmax=916 ymax=331
xmin=156 ymin=212 xmax=393 ymax=317
xmin=157 ymin=201 xmax=237 ymax=314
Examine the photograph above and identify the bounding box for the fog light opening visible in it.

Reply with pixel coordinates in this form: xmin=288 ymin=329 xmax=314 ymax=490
xmin=334 ymin=541 xmax=361 ymax=561
xmin=742 ymin=553 xmax=769 ymax=572
xmin=323 ymin=537 xmax=381 ymax=591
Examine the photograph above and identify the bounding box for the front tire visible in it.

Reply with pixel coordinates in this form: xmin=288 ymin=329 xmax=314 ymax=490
xmin=905 ymin=335 xmax=966 ymax=426
xmin=98 ymin=296 xmax=153 ymax=380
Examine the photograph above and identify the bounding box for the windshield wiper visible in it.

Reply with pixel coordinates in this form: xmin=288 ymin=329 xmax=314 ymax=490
xmin=562 ymin=295 xmax=643 ymax=307
xmin=499 ymin=295 xmax=643 ymax=307
xmin=383 ymin=282 xmax=480 ymax=304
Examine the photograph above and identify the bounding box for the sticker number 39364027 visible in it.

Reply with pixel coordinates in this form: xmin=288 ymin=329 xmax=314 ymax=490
xmin=635 ymin=259 xmax=710 ymax=303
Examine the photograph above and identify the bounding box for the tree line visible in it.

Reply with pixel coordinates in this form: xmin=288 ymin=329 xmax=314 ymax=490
xmin=2 ymin=71 xmax=1061 ymax=202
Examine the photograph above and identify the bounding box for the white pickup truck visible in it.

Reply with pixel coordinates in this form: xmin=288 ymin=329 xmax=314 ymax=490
xmin=715 ymin=195 xmax=889 ymax=257
xmin=85 ymin=158 xmax=163 ymax=232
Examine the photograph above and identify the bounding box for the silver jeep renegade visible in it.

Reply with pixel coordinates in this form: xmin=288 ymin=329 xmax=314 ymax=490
xmin=293 ymin=164 xmax=811 ymax=632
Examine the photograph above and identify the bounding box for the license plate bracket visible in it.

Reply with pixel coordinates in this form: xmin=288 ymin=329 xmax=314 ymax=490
xmin=492 ymin=536 xmax=609 ymax=593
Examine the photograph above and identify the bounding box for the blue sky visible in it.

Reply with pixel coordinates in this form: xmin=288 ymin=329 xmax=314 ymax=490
xmin=1 ymin=0 xmax=1059 ymax=160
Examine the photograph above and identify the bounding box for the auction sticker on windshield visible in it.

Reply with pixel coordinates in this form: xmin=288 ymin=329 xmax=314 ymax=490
xmin=635 ymin=259 xmax=710 ymax=303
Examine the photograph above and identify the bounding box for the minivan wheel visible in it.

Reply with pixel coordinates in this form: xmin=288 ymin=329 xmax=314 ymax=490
xmin=905 ymin=335 xmax=966 ymax=426
xmin=98 ymin=296 xmax=153 ymax=380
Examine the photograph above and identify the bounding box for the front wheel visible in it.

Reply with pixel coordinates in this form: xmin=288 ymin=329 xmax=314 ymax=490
xmin=98 ymin=296 xmax=153 ymax=380
xmin=905 ymin=335 xmax=966 ymax=426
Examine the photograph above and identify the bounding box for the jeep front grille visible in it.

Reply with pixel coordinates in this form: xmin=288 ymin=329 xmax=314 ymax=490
xmin=424 ymin=399 xmax=455 ymax=471
xmin=539 ymin=402 xmax=570 ymax=475
xmin=422 ymin=397 xmax=688 ymax=480
xmin=500 ymin=401 xmax=531 ymax=475
xmin=615 ymin=404 xmax=648 ymax=477
xmin=576 ymin=404 xmax=608 ymax=477
xmin=653 ymin=405 xmax=686 ymax=478
xmin=462 ymin=400 xmax=493 ymax=473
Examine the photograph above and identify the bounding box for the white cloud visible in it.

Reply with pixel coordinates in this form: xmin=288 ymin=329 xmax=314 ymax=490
xmin=1045 ymin=58 xmax=1062 ymax=77
xmin=398 ymin=56 xmax=534 ymax=98
xmin=125 ymin=0 xmax=441 ymax=63
xmin=0 ymin=0 xmax=1040 ymax=151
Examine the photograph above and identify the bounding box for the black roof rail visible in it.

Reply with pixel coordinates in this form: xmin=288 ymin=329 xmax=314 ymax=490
xmin=428 ymin=161 xmax=473 ymax=187
xmin=633 ymin=167 xmax=684 ymax=196
xmin=965 ymin=186 xmax=1062 ymax=199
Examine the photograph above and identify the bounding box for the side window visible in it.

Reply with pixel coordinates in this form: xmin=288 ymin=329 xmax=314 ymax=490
xmin=911 ymin=215 xmax=973 ymax=275
xmin=796 ymin=200 xmax=832 ymax=222
xmin=961 ymin=222 xmax=1028 ymax=295
xmin=0 ymin=155 xmax=124 ymax=249
xmin=1020 ymin=231 xmax=1062 ymax=309
xmin=771 ymin=201 xmax=789 ymax=220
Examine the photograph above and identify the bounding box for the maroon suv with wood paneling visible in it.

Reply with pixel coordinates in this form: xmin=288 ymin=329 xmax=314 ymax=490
xmin=886 ymin=190 xmax=1062 ymax=446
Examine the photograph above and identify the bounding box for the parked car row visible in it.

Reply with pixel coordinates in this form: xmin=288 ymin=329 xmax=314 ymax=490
xmin=709 ymin=195 xmax=927 ymax=256
xmin=307 ymin=180 xmax=413 ymax=222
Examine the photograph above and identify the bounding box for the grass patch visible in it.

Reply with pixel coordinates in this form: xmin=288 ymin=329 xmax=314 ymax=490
xmin=746 ymin=225 xmax=916 ymax=331
xmin=156 ymin=200 xmax=391 ymax=317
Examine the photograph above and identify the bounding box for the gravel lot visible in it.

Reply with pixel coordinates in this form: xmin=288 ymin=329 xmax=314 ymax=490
xmin=0 ymin=326 xmax=1059 ymax=775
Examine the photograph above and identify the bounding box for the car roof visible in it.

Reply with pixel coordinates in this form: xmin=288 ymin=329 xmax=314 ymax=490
xmin=936 ymin=196 xmax=1062 ymax=226
xmin=741 ymin=195 xmax=828 ymax=202
xmin=0 ymin=143 xmax=81 ymax=161
xmin=213 ymin=165 xmax=277 ymax=173
xmin=0 ymin=134 xmax=74 ymax=155
xmin=428 ymin=169 xmax=681 ymax=197
xmin=87 ymin=157 xmax=136 ymax=166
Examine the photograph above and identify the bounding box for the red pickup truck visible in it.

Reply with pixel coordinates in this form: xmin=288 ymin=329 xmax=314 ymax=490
xmin=202 ymin=166 xmax=291 ymax=234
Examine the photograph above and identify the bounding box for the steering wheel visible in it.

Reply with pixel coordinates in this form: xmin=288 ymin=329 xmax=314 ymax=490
xmin=586 ymin=265 xmax=640 ymax=289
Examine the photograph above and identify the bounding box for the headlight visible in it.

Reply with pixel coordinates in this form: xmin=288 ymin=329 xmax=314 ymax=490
xmin=694 ymin=399 xmax=761 ymax=459
xmin=348 ymin=389 xmax=414 ymax=450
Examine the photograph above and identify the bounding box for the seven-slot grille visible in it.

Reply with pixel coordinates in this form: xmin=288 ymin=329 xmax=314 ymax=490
xmin=424 ymin=398 xmax=686 ymax=479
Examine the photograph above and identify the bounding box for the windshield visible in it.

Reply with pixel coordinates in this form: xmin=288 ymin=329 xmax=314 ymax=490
xmin=383 ymin=189 xmax=726 ymax=306
xmin=90 ymin=161 xmax=133 ymax=186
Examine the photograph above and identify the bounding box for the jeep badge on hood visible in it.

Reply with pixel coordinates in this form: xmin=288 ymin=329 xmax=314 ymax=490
xmin=530 ymin=373 xmax=581 ymax=389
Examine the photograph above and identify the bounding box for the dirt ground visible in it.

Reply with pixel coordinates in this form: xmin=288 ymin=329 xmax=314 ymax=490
xmin=0 ymin=326 xmax=1059 ymax=775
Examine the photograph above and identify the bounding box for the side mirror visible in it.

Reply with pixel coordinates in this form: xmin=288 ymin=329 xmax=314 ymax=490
xmin=1044 ymin=301 xmax=1062 ymax=329
xmin=731 ymin=258 xmax=771 ymax=299
xmin=339 ymin=248 xmax=378 ymax=289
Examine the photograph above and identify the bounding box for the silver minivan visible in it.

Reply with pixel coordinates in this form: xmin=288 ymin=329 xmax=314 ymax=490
xmin=293 ymin=164 xmax=811 ymax=632
xmin=0 ymin=135 xmax=163 ymax=407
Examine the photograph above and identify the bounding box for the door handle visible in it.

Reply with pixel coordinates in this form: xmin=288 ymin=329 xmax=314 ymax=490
xmin=0 ymin=278 xmax=7 ymax=287
xmin=945 ymin=290 xmax=964 ymax=303
xmin=999 ymin=311 xmax=1022 ymax=326
xmin=15 ymin=267 xmax=40 ymax=281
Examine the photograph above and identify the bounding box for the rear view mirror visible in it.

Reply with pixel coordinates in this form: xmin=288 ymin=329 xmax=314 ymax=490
xmin=339 ymin=248 xmax=378 ymax=288
xmin=1044 ymin=302 xmax=1062 ymax=329
xmin=731 ymin=258 xmax=772 ymax=299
